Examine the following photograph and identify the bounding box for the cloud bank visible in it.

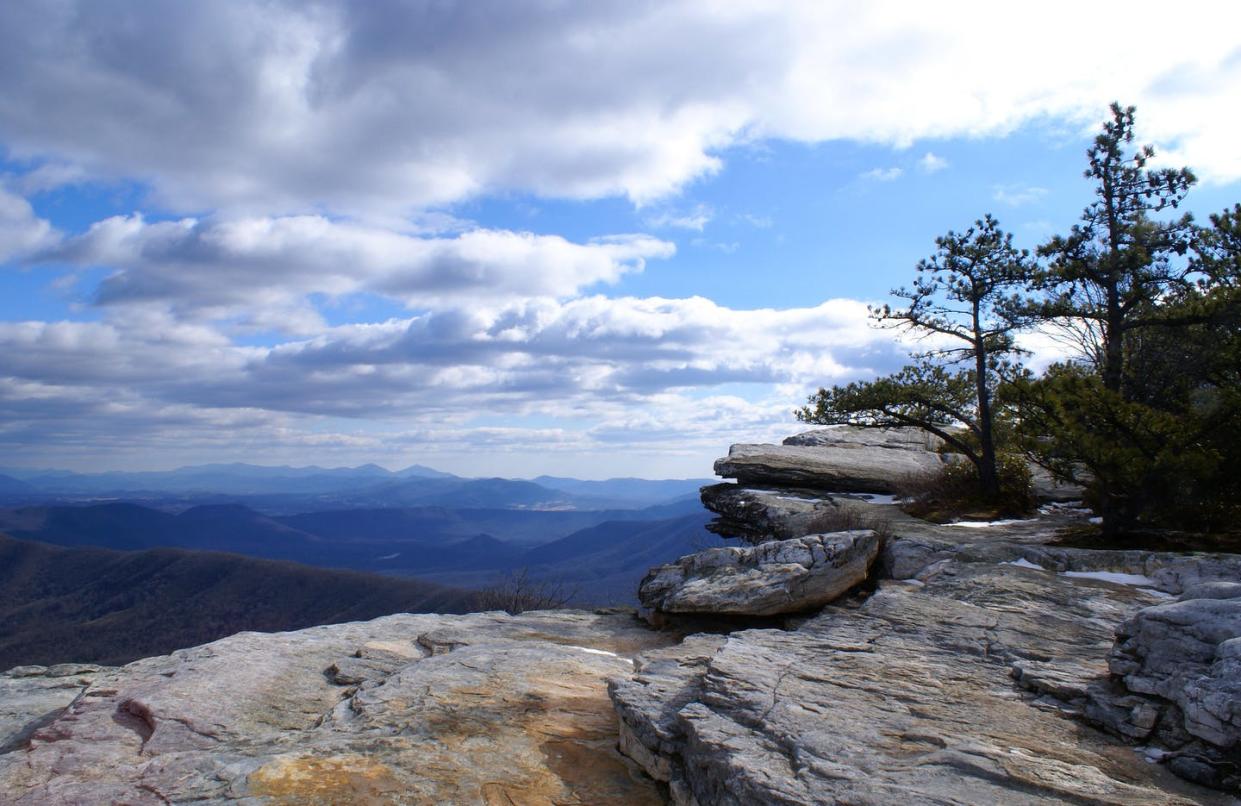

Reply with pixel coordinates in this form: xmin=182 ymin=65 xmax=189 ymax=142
xmin=0 ymin=0 xmax=1236 ymax=473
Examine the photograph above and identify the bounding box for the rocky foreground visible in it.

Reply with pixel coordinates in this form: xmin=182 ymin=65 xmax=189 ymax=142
xmin=2 ymin=427 xmax=1240 ymax=804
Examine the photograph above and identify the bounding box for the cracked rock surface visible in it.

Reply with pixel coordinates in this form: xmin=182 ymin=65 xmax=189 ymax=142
xmin=0 ymin=611 xmax=671 ymax=805
xmin=614 ymin=552 xmax=1235 ymax=804
xmin=638 ymin=530 xmax=879 ymax=616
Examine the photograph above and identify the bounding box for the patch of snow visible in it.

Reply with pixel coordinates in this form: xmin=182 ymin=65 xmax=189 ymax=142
xmin=1137 ymin=746 xmax=1168 ymax=763
xmin=773 ymin=494 xmax=828 ymax=504
xmin=1061 ymin=570 xmax=1159 ymax=587
xmin=856 ymin=494 xmax=899 ymax=505
xmin=571 ymin=646 xmax=626 ymax=661
xmin=948 ymin=518 xmax=1039 ymax=528
xmin=1038 ymin=501 xmax=1091 ymax=516
xmin=1088 ymin=516 xmax=1103 ymax=524
xmin=1002 ymin=558 xmax=1046 ymax=571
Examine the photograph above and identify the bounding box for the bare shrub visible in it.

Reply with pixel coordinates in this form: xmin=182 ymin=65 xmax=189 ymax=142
xmin=475 ymin=568 xmax=578 ymax=614
xmin=897 ymin=454 xmax=1035 ymax=521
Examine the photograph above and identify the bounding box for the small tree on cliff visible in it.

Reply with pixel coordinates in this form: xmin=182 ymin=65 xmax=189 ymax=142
xmin=798 ymin=215 xmax=1033 ymax=501
xmin=1014 ymin=104 xmax=1209 ymax=536
xmin=1034 ymin=102 xmax=1196 ymax=394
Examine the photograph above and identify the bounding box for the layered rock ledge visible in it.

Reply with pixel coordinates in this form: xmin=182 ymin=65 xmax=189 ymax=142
xmin=613 ymin=548 xmax=1240 ymax=804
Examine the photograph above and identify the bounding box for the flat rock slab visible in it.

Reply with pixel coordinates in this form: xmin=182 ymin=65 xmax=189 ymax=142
xmin=714 ymin=441 xmax=949 ymax=493
xmin=639 ymin=530 xmax=880 ymax=616
xmin=0 ymin=664 xmax=115 ymax=755
xmin=0 ymin=610 xmax=672 ymax=805
xmin=614 ymin=557 xmax=1233 ymax=804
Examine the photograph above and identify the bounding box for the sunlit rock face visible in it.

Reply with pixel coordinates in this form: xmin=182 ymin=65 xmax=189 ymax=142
xmin=0 ymin=611 xmax=672 ymax=805
xmin=616 ymin=548 xmax=1240 ymax=805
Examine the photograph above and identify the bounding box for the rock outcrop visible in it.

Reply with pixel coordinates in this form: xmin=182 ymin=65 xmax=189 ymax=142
xmin=714 ymin=430 xmax=953 ymax=493
xmin=615 ymin=544 xmax=1241 ymax=804
xmin=0 ymin=611 xmax=672 ymax=804
xmin=638 ymin=530 xmax=879 ymax=616
xmin=713 ymin=425 xmax=1084 ymax=504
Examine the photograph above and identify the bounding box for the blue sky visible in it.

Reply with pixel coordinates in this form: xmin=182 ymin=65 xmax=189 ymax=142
xmin=1 ymin=1 xmax=1238 ymax=477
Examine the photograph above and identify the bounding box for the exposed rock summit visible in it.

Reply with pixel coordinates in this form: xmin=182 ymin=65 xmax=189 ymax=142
xmin=0 ymin=611 xmax=672 ymax=804
xmin=1 ymin=425 xmax=1237 ymax=803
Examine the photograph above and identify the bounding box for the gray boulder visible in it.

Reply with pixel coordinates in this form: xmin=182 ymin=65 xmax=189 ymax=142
xmin=639 ymin=530 xmax=880 ymax=616
xmin=699 ymin=482 xmax=840 ymax=542
xmin=1110 ymin=598 xmax=1241 ymax=748
xmin=0 ymin=664 xmax=115 ymax=755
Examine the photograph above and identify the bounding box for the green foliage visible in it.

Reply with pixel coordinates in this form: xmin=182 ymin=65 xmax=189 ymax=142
xmin=801 ymin=216 xmax=1033 ymax=502
xmin=1033 ymin=102 xmax=1197 ymax=392
xmin=797 ymin=104 xmax=1238 ymax=540
xmin=1010 ymin=361 xmax=1237 ymax=533
xmin=797 ymin=361 xmax=974 ymax=444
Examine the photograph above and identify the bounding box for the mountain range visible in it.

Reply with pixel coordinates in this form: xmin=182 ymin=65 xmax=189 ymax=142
xmin=0 ymin=463 xmax=727 ymax=669
xmin=0 ymin=463 xmax=714 ymax=513
xmin=0 ymin=533 xmax=480 ymax=669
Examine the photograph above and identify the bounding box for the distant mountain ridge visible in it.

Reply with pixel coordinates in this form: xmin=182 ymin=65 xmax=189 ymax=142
xmin=0 ymin=463 xmax=711 ymax=512
xmin=0 ymin=498 xmax=722 ymax=605
xmin=0 ymin=532 xmax=479 ymax=669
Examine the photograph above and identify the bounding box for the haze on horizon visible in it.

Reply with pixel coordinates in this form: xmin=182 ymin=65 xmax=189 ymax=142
xmin=1 ymin=1 xmax=1238 ymax=479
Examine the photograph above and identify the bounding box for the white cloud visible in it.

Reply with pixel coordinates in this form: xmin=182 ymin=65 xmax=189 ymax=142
xmin=0 ymin=1 xmax=1237 ymax=216
xmin=919 ymin=152 xmax=949 ymax=173
xmin=0 ymin=295 xmax=912 ymax=464
xmin=861 ymin=167 xmax=903 ymax=182
xmin=42 ymin=215 xmax=674 ymax=331
xmin=0 ymin=188 xmax=56 ymax=261
xmin=993 ymin=185 xmax=1050 ymax=207
xmin=644 ymin=204 xmax=714 ymax=231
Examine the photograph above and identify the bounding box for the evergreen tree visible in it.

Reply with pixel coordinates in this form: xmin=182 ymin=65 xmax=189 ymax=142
xmin=799 ymin=216 xmax=1032 ymax=500
xmin=1035 ymin=102 xmax=1196 ymax=395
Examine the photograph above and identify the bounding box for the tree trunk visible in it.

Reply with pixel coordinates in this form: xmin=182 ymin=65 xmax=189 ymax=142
xmin=972 ymin=301 xmax=1000 ymax=500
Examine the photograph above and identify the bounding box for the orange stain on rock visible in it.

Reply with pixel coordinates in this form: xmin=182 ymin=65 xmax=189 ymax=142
xmin=248 ymin=754 xmax=403 ymax=805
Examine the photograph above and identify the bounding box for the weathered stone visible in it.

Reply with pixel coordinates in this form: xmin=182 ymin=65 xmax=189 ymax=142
xmin=699 ymin=482 xmax=838 ymax=541
xmin=608 ymin=634 xmax=727 ymax=787
xmin=1110 ymin=598 xmax=1241 ymax=747
xmin=714 ymin=438 xmax=950 ymax=493
xmin=638 ymin=530 xmax=880 ymax=616
xmin=614 ymin=558 xmax=1229 ymax=804
xmin=782 ymin=425 xmax=949 ymax=450
xmin=0 ymin=610 xmax=672 ymax=804
xmin=0 ymin=664 xmax=116 ymax=755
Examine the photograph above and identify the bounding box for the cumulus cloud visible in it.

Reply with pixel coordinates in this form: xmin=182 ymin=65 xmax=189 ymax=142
xmin=0 ymin=188 xmax=56 ymax=261
xmin=0 ymin=295 xmax=911 ymax=461
xmin=41 ymin=214 xmax=673 ymax=331
xmin=0 ymin=1 xmax=1237 ymax=216
xmin=919 ymin=152 xmax=949 ymax=173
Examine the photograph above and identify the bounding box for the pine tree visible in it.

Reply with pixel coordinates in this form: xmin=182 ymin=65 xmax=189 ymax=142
xmin=1035 ymin=102 xmax=1196 ymax=395
xmin=799 ymin=216 xmax=1032 ymax=500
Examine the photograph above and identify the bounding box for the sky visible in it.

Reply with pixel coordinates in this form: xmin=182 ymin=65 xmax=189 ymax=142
xmin=1 ymin=1 xmax=1239 ymax=479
